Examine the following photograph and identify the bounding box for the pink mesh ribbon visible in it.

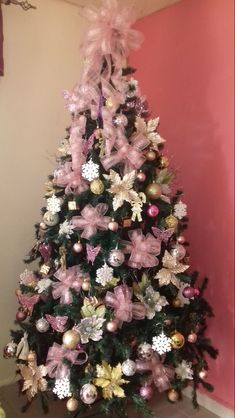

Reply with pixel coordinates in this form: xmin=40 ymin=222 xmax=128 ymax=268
xmin=52 ymin=266 xmax=85 ymax=305
xmin=136 ymin=353 xmax=175 ymax=392
xmin=105 ymin=284 xmax=146 ymax=323
xmin=63 ymin=84 xmax=101 ymax=120
xmin=71 ymin=203 xmax=111 ymax=240
xmin=122 ymin=229 xmax=161 ymax=269
xmin=101 ymin=132 xmax=149 ymax=173
xmin=54 ymin=161 xmax=88 ymax=195
xmin=46 ymin=343 xmax=88 ymax=379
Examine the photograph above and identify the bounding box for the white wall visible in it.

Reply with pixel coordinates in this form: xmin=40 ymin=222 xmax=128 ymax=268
xmin=0 ymin=0 xmax=86 ymax=384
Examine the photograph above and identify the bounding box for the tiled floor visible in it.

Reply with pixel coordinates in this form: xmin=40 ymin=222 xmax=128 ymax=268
xmin=0 ymin=384 xmax=220 ymax=418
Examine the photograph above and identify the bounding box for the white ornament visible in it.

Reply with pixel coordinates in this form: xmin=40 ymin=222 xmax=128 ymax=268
xmin=177 ymin=282 xmax=193 ymax=306
xmin=152 ymin=332 xmax=172 ymax=356
xmin=131 ymin=192 xmax=146 ymax=222
xmin=175 ymin=360 xmax=194 ymax=380
xmin=46 ymin=194 xmax=61 ymax=215
xmin=82 ymin=159 xmax=99 ymax=182
xmin=96 ymin=263 xmax=114 ymax=287
xmin=174 ymin=200 xmax=187 ymax=220
xmin=36 ymin=318 xmax=50 ymax=333
xmin=59 ymin=220 xmax=74 ymax=238
xmin=43 ymin=211 xmax=59 ymax=226
xmin=137 ymin=343 xmax=153 ymax=361
xmin=122 ymin=359 xmax=137 ymax=377
xmin=53 ymin=377 xmax=72 ymax=399
xmin=80 ymin=383 xmax=98 ymax=405
xmin=36 ymin=278 xmax=52 ymax=294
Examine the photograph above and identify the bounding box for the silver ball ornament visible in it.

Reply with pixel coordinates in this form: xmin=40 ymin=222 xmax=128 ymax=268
xmin=3 ymin=341 xmax=17 ymax=359
xmin=43 ymin=211 xmax=59 ymax=226
xmin=121 ymin=359 xmax=137 ymax=376
xmin=36 ymin=317 xmax=50 ymax=333
xmin=80 ymin=383 xmax=98 ymax=405
xmin=108 ymin=249 xmax=125 ymax=267
xmin=137 ymin=343 xmax=153 ymax=361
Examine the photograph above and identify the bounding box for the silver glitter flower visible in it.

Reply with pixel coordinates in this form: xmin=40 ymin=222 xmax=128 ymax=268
xmin=74 ymin=315 xmax=105 ymax=344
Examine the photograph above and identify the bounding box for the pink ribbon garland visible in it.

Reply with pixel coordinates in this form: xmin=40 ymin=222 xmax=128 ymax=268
xmin=71 ymin=203 xmax=111 ymax=240
xmin=52 ymin=266 xmax=85 ymax=305
xmin=101 ymin=132 xmax=149 ymax=173
xmin=122 ymin=229 xmax=161 ymax=269
xmin=46 ymin=343 xmax=88 ymax=379
xmin=136 ymin=353 xmax=175 ymax=392
xmin=105 ymin=284 xmax=146 ymax=323
xmin=54 ymin=162 xmax=88 ymax=195
xmin=63 ymin=84 xmax=101 ymax=120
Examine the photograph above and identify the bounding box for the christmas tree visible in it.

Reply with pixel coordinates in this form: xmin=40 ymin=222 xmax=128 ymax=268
xmin=4 ymin=1 xmax=218 ymax=417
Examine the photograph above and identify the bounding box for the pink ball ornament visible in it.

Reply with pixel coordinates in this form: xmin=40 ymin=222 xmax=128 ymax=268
xmin=139 ymin=385 xmax=153 ymax=400
xmin=16 ymin=309 xmax=27 ymax=322
xmin=187 ymin=333 xmax=198 ymax=343
xmin=73 ymin=242 xmax=83 ymax=253
xmin=177 ymin=235 xmax=186 ymax=244
xmin=183 ymin=286 xmax=195 ymax=299
xmin=147 ymin=204 xmax=159 ymax=218
xmin=106 ymin=320 xmax=118 ymax=333
xmin=39 ymin=222 xmax=47 ymax=230
xmin=108 ymin=220 xmax=119 ymax=232
xmin=171 ymin=244 xmax=186 ymax=260
xmin=137 ymin=171 xmax=146 ymax=182
xmin=199 ymin=369 xmax=208 ymax=380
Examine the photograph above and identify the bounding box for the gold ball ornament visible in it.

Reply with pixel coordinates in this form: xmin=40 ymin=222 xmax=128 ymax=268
xmin=66 ymin=398 xmax=79 ymax=412
xmin=27 ymin=351 xmax=37 ymax=363
xmin=145 ymin=183 xmax=161 ymax=200
xmin=172 ymin=298 xmax=182 ymax=308
xmin=146 ymin=150 xmax=157 ymax=161
xmin=168 ymin=389 xmax=179 ymax=402
xmin=62 ymin=329 xmax=80 ymax=349
xmin=90 ymin=178 xmax=105 ymax=195
xmin=82 ymin=279 xmax=91 ymax=292
xmin=171 ymin=331 xmax=185 ymax=349
xmin=165 ymin=214 xmax=178 ymax=229
xmin=158 ymin=155 xmax=169 ymax=169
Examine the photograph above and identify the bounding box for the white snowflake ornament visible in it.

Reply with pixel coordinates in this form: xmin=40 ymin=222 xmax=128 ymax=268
xmin=46 ymin=194 xmax=62 ymax=215
xmin=175 ymin=360 xmax=194 ymax=380
xmin=152 ymin=332 xmax=172 ymax=355
xmin=59 ymin=220 xmax=74 ymax=238
xmin=53 ymin=377 xmax=71 ymax=399
xmin=96 ymin=263 xmax=114 ymax=287
xmin=82 ymin=159 xmax=99 ymax=182
xmin=174 ymin=200 xmax=187 ymax=220
xmin=36 ymin=278 xmax=52 ymax=294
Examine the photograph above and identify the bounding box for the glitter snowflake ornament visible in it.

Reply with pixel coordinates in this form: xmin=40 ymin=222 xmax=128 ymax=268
xmin=96 ymin=263 xmax=114 ymax=286
xmin=59 ymin=220 xmax=74 ymax=238
xmin=53 ymin=377 xmax=72 ymax=399
xmin=46 ymin=194 xmax=62 ymax=215
xmin=152 ymin=331 xmax=172 ymax=355
xmin=82 ymin=159 xmax=99 ymax=182
xmin=174 ymin=200 xmax=187 ymax=220
xmin=175 ymin=360 xmax=194 ymax=380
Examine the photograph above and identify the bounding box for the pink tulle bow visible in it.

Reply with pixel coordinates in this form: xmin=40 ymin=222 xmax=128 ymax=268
xmin=136 ymin=353 xmax=175 ymax=392
xmin=52 ymin=266 xmax=85 ymax=305
xmin=54 ymin=162 xmax=89 ymax=195
xmin=105 ymin=284 xmax=146 ymax=323
xmin=63 ymin=84 xmax=101 ymax=120
xmin=71 ymin=203 xmax=111 ymax=240
xmin=45 ymin=315 xmax=68 ymax=333
xmin=101 ymin=132 xmax=149 ymax=173
xmin=46 ymin=343 xmax=88 ymax=379
xmin=122 ymin=229 xmax=161 ymax=269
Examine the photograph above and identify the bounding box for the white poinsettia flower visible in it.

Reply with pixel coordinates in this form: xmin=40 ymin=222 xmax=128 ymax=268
xmin=58 ymin=220 xmax=74 ymax=238
xmin=175 ymin=360 xmax=194 ymax=380
xmin=136 ymin=285 xmax=169 ymax=319
xmin=103 ymin=170 xmax=138 ymax=211
xmin=36 ymin=278 xmax=52 ymax=293
xmin=135 ymin=116 xmax=166 ymax=151
xmin=74 ymin=316 xmax=106 ymax=344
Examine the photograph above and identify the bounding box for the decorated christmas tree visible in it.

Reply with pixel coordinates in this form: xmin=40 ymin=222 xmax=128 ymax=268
xmin=4 ymin=1 xmax=218 ymax=417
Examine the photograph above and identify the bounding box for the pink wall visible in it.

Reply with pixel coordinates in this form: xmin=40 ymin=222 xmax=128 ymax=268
xmin=130 ymin=0 xmax=234 ymax=410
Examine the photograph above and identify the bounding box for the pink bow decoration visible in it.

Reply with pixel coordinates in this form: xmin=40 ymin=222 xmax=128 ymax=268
xmin=136 ymin=353 xmax=175 ymax=392
xmin=105 ymin=284 xmax=146 ymax=323
xmin=45 ymin=315 xmax=68 ymax=333
xmin=122 ymin=229 xmax=161 ymax=269
xmin=46 ymin=343 xmax=88 ymax=379
xmin=52 ymin=266 xmax=85 ymax=304
xmin=71 ymin=203 xmax=111 ymax=240
xmin=54 ymin=162 xmax=89 ymax=195
xmin=101 ymin=132 xmax=150 ymax=173
xmin=18 ymin=294 xmax=40 ymax=314
xmin=63 ymin=83 xmax=101 ymax=120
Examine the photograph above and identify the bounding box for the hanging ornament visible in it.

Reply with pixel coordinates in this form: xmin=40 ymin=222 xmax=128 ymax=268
xmin=96 ymin=263 xmax=114 ymax=286
xmin=53 ymin=377 xmax=72 ymax=399
xmin=82 ymin=278 xmax=91 ymax=292
xmin=146 ymin=150 xmax=156 ymax=161
xmin=62 ymin=329 xmax=80 ymax=349
xmin=152 ymin=332 xmax=172 ymax=355
xmin=199 ymin=369 xmax=208 ymax=380
xmin=68 ymin=200 xmax=78 ymax=211
xmin=3 ymin=341 xmax=17 ymax=359
xmin=137 ymin=171 xmax=146 ymax=182
xmin=177 ymin=235 xmax=186 ymax=244
xmin=139 ymin=385 xmax=153 ymax=400
xmin=145 ymin=183 xmax=161 ymax=200
xmin=137 ymin=343 xmax=153 ymax=361
xmin=59 ymin=220 xmax=74 ymax=238
xmin=187 ymin=333 xmax=198 ymax=343
xmin=46 ymin=194 xmax=62 ymax=215
xmin=158 ymin=156 xmax=169 ymax=169
xmin=16 ymin=308 xmax=27 ymax=322
xmin=183 ymin=286 xmax=199 ymax=298
xmin=36 ymin=318 xmax=50 ymax=333
xmin=86 ymin=244 xmax=101 ymax=265
xmin=147 ymin=204 xmax=159 ymax=218
xmin=66 ymin=397 xmax=79 ymax=412
xmin=168 ymin=389 xmax=179 ymax=402
xmin=90 ymin=178 xmax=105 ymax=195
xmin=175 ymin=360 xmax=194 ymax=380
xmin=174 ymin=200 xmax=187 ymax=220
xmin=108 ymin=249 xmax=125 ymax=267
xmin=106 ymin=320 xmax=119 ymax=333
xmin=80 ymin=383 xmax=98 ymax=405
xmin=165 ymin=214 xmax=178 ymax=229
xmin=73 ymin=242 xmax=83 ymax=253
xmin=40 ymin=264 xmax=50 ymax=276
xmin=121 ymin=359 xmax=137 ymax=377
xmin=171 ymin=331 xmax=185 ymax=349
xmin=108 ymin=220 xmax=119 ymax=231
xmin=170 ymin=244 xmax=186 ymax=260
xmin=43 ymin=211 xmax=59 ymax=227
xmin=27 ymin=351 xmax=37 ymax=363
xmin=82 ymin=159 xmax=99 ymax=182
xmin=39 ymin=222 xmax=47 ymax=230
xmin=172 ymin=298 xmax=182 ymax=308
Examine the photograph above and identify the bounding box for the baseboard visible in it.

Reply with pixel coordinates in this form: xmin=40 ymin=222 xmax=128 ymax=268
xmin=183 ymin=387 xmax=234 ymax=418
xmin=0 ymin=376 xmax=18 ymax=388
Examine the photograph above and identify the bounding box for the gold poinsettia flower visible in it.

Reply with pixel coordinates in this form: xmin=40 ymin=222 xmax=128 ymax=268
xmin=93 ymin=361 xmax=129 ymax=400
xmin=18 ymin=362 xmax=47 ymax=401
